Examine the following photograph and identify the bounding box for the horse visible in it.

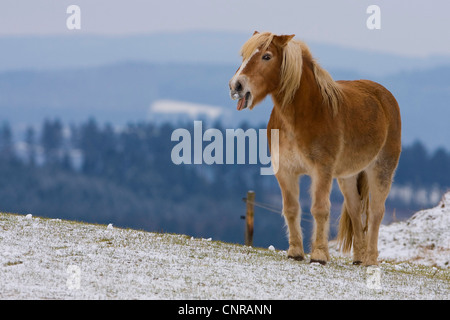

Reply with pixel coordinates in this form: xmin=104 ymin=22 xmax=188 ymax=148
xmin=229 ymin=31 xmax=401 ymax=266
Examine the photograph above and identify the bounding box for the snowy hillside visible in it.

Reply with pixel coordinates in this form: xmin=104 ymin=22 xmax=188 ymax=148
xmin=1 ymin=212 xmax=448 ymax=299
xmin=378 ymin=192 xmax=450 ymax=268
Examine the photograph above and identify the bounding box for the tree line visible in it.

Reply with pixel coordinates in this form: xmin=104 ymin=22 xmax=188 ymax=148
xmin=3 ymin=119 xmax=446 ymax=187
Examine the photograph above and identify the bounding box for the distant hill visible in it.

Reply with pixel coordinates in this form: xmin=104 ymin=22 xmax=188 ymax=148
xmin=0 ymin=61 xmax=274 ymax=129
xmin=379 ymin=66 xmax=450 ymax=150
xmin=0 ymin=61 xmax=449 ymax=150
xmin=2 ymin=32 xmax=450 ymax=76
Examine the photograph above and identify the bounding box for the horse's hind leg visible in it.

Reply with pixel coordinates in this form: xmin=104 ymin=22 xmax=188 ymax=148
xmin=365 ymin=160 xmax=397 ymax=266
xmin=276 ymin=170 xmax=305 ymax=261
xmin=337 ymin=175 xmax=366 ymax=264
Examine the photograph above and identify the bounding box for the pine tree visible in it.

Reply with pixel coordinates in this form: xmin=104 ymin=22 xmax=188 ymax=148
xmin=0 ymin=121 xmax=14 ymax=161
xmin=25 ymin=126 xmax=36 ymax=166
xmin=41 ymin=119 xmax=63 ymax=166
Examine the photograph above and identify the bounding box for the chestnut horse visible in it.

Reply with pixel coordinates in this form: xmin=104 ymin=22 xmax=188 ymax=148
xmin=229 ymin=32 xmax=401 ymax=266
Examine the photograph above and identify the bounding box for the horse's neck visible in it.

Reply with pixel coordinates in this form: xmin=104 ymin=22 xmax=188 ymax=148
xmin=271 ymin=60 xmax=324 ymax=128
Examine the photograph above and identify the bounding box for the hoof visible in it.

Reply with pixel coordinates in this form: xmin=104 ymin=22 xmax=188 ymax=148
xmin=310 ymin=259 xmax=327 ymax=266
xmin=352 ymin=260 xmax=363 ymax=265
xmin=364 ymin=262 xmax=379 ymax=267
xmin=288 ymin=255 xmax=305 ymax=261
xmin=310 ymin=248 xmax=329 ymax=265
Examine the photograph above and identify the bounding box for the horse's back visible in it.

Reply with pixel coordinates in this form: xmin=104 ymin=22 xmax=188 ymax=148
xmin=333 ymin=79 xmax=401 ymax=177
xmin=338 ymin=79 xmax=401 ymax=141
xmin=338 ymin=79 xmax=401 ymax=127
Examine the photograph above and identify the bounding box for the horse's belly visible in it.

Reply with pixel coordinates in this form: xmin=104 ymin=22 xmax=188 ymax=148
xmin=334 ymin=145 xmax=381 ymax=178
xmin=334 ymin=161 xmax=369 ymax=178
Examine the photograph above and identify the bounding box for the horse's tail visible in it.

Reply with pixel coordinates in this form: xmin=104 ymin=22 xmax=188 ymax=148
xmin=337 ymin=171 xmax=370 ymax=253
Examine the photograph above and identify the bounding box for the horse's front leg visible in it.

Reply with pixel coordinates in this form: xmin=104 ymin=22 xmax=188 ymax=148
xmin=276 ymin=170 xmax=305 ymax=261
xmin=310 ymin=169 xmax=333 ymax=265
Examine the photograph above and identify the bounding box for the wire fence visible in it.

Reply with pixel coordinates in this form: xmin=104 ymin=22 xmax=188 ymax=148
xmin=241 ymin=196 xmax=316 ymax=224
xmin=241 ymin=195 xmax=342 ymax=226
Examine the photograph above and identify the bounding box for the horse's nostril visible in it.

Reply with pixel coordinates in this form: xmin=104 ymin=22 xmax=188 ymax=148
xmin=235 ymin=80 xmax=243 ymax=92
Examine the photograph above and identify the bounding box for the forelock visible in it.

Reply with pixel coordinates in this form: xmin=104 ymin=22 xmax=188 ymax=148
xmin=240 ymin=32 xmax=274 ymax=60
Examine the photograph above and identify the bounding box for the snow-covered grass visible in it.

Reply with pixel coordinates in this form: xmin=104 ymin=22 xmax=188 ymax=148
xmin=1 ymin=212 xmax=448 ymax=300
xmin=378 ymin=191 xmax=450 ymax=268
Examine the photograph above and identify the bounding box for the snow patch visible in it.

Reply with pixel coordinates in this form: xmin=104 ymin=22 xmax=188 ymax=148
xmin=149 ymin=100 xmax=228 ymax=120
xmin=378 ymin=191 xmax=450 ymax=268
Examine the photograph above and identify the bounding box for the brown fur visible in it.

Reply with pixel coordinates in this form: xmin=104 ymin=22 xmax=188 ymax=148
xmin=230 ymin=32 xmax=401 ymax=265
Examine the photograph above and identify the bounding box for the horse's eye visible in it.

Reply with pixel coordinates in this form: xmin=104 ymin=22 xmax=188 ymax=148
xmin=262 ymin=54 xmax=272 ymax=61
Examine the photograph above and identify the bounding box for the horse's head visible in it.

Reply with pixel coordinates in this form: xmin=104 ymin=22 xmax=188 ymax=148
xmin=229 ymin=31 xmax=295 ymax=110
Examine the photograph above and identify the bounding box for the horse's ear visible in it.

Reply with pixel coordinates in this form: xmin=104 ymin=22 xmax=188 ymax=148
xmin=253 ymin=31 xmax=260 ymax=36
xmin=273 ymin=34 xmax=295 ymax=47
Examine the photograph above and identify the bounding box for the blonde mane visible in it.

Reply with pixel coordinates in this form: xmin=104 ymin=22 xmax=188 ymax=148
xmin=241 ymin=32 xmax=342 ymax=115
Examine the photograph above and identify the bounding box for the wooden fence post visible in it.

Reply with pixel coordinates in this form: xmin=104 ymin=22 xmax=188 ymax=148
xmin=245 ymin=190 xmax=255 ymax=246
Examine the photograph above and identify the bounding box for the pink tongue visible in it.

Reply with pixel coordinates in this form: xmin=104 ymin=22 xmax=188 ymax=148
xmin=237 ymin=98 xmax=245 ymax=111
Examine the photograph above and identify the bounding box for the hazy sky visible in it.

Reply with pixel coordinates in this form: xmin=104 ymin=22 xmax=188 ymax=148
xmin=1 ymin=0 xmax=449 ymax=57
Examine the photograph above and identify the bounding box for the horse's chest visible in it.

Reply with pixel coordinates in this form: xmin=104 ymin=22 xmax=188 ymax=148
xmin=277 ymin=131 xmax=310 ymax=174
